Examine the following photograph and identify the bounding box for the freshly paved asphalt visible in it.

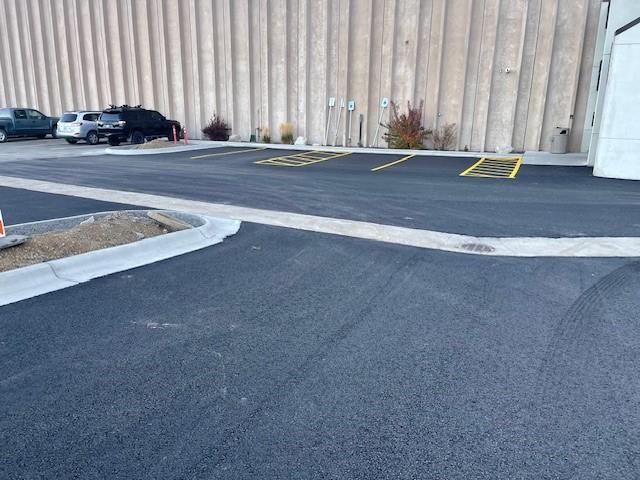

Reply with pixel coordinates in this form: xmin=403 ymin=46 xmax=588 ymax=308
xmin=1 ymin=188 xmax=639 ymax=479
xmin=0 ymin=186 xmax=135 ymax=224
xmin=0 ymin=145 xmax=639 ymax=237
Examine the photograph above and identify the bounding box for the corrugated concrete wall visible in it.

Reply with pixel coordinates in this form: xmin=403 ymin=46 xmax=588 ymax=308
xmin=0 ymin=0 xmax=601 ymax=152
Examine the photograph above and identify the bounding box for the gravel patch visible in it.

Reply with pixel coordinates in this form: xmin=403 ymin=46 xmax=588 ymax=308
xmin=135 ymin=139 xmax=181 ymax=150
xmin=0 ymin=212 xmax=184 ymax=272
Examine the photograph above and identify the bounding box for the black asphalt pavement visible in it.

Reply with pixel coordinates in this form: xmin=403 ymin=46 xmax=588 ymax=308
xmin=0 ymin=146 xmax=639 ymax=236
xmin=0 ymin=186 xmax=136 ymax=224
xmin=1 ymin=188 xmax=639 ymax=479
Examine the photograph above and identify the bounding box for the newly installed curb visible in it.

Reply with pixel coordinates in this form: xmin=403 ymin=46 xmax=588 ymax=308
xmin=0 ymin=210 xmax=241 ymax=307
xmin=105 ymin=140 xmax=223 ymax=156
xmin=194 ymin=141 xmax=489 ymax=158
xmin=106 ymin=140 xmax=497 ymax=159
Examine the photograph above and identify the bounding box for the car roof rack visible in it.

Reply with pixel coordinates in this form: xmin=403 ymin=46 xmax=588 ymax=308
xmin=106 ymin=104 xmax=144 ymax=111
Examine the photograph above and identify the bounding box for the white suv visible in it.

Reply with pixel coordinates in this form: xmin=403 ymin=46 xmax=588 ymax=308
xmin=57 ymin=111 xmax=102 ymax=145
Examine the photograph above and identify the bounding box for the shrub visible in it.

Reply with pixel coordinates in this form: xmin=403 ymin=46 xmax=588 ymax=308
xmin=432 ymin=123 xmax=457 ymax=151
xmin=261 ymin=127 xmax=271 ymax=143
xmin=382 ymin=100 xmax=428 ymax=149
xmin=202 ymin=114 xmax=230 ymax=140
xmin=279 ymin=123 xmax=294 ymax=144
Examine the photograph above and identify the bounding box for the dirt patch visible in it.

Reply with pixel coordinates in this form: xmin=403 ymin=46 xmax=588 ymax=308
xmin=135 ymin=139 xmax=181 ymax=150
xmin=0 ymin=212 xmax=184 ymax=272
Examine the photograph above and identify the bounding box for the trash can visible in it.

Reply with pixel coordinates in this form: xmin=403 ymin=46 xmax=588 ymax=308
xmin=550 ymin=127 xmax=569 ymax=154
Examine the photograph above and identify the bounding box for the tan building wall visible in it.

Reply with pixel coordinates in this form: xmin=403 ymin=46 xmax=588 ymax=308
xmin=0 ymin=0 xmax=601 ymax=152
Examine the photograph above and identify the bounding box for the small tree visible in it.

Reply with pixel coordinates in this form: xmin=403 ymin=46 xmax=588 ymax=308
xmin=432 ymin=123 xmax=457 ymax=151
xmin=382 ymin=100 xmax=428 ymax=149
xmin=202 ymin=114 xmax=231 ymax=140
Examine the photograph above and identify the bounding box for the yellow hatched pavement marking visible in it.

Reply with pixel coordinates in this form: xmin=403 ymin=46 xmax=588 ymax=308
xmin=191 ymin=147 xmax=266 ymax=159
xmin=459 ymin=156 xmax=522 ymax=179
xmin=255 ymin=151 xmax=351 ymax=167
xmin=371 ymin=154 xmax=416 ymax=172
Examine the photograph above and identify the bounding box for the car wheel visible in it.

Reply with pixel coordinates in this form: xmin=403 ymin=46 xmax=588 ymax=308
xmin=51 ymin=126 xmax=57 ymax=139
xmin=86 ymin=131 xmax=99 ymax=145
xmin=0 ymin=129 xmax=7 ymax=143
xmin=108 ymin=136 xmax=121 ymax=146
xmin=131 ymin=130 xmax=145 ymax=145
xmin=65 ymin=138 xmax=78 ymax=144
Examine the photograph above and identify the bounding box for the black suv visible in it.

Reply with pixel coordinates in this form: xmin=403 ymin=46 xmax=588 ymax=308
xmin=97 ymin=105 xmax=182 ymax=146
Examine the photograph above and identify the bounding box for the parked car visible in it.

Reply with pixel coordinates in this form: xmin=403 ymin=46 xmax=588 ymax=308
xmin=0 ymin=108 xmax=59 ymax=143
xmin=97 ymin=105 xmax=181 ymax=146
xmin=56 ymin=111 xmax=103 ymax=145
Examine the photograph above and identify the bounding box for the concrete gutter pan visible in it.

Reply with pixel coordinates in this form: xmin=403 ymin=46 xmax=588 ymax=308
xmin=104 ymin=140 xmax=225 ymax=155
xmin=0 ymin=210 xmax=240 ymax=307
xmin=104 ymin=139 xmax=587 ymax=166
xmin=105 ymin=140 xmax=494 ymax=158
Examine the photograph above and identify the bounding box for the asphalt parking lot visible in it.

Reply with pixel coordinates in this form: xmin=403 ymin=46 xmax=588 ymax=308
xmin=0 ymin=145 xmax=639 ymax=237
xmin=0 ymin=137 xmax=107 ymax=162
xmin=1 ymin=186 xmax=639 ymax=479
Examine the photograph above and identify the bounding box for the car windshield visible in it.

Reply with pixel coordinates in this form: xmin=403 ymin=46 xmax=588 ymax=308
xmin=61 ymin=113 xmax=77 ymax=122
xmin=100 ymin=113 xmax=122 ymax=122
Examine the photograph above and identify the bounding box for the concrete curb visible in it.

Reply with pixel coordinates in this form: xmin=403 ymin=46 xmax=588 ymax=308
xmin=3 ymin=176 xmax=640 ymax=259
xmin=102 ymin=139 xmax=587 ymax=166
xmin=104 ymin=140 xmax=223 ymax=156
xmin=192 ymin=141 xmax=490 ymax=158
xmin=106 ymin=139 xmax=506 ymax=159
xmin=0 ymin=211 xmax=241 ymax=307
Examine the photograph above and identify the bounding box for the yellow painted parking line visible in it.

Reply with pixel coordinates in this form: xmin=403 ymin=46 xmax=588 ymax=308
xmin=508 ymin=158 xmax=522 ymax=178
xmin=459 ymin=156 xmax=522 ymax=178
xmin=371 ymin=154 xmax=415 ymax=172
xmin=255 ymin=150 xmax=351 ymax=167
xmin=191 ymin=147 xmax=266 ymax=159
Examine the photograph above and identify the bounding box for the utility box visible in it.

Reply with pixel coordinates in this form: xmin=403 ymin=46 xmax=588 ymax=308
xmin=550 ymin=127 xmax=569 ymax=154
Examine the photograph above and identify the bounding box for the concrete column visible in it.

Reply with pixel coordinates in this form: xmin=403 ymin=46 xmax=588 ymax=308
xmin=230 ymin=0 xmax=252 ymax=138
xmin=485 ymin=0 xmax=527 ymax=152
xmin=522 ymin=0 xmax=558 ymax=151
xmin=540 ymin=0 xmax=589 ymax=151
xmin=470 ymin=0 xmax=500 ymax=151
xmin=365 ymin=0 xmax=385 ymax=147
xmin=438 ymin=0 xmax=473 ymax=147
xmin=346 ymin=0 xmax=373 ymax=147
xmin=5 ymin=0 xmax=29 ymax=107
xmin=132 ymin=0 xmax=156 ymax=111
xmin=297 ymin=0 xmax=309 ymax=139
xmin=307 ymin=0 xmax=329 ymax=145
xmin=423 ymin=0 xmax=446 ymax=132
xmin=259 ymin=0 xmax=271 ymax=137
xmin=268 ymin=0 xmax=287 ymax=140
xmin=459 ymin=0 xmax=486 ymax=151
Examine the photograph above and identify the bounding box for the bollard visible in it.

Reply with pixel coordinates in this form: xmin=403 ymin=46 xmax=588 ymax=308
xmin=172 ymin=125 xmax=178 ymax=144
xmin=183 ymin=128 xmax=189 ymax=145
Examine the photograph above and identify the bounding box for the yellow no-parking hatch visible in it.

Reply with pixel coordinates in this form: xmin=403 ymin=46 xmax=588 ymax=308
xmin=459 ymin=156 xmax=522 ymax=179
xmin=255 ymin=150 xmax=350 ymax=167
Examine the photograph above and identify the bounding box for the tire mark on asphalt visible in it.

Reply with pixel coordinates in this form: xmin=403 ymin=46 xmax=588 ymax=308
xmin=186 ymin=250 xmax=421 ymax=477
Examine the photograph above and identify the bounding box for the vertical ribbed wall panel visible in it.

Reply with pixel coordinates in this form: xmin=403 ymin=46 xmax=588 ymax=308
xmin=0 ymin=0 xmax=601 ymax=152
